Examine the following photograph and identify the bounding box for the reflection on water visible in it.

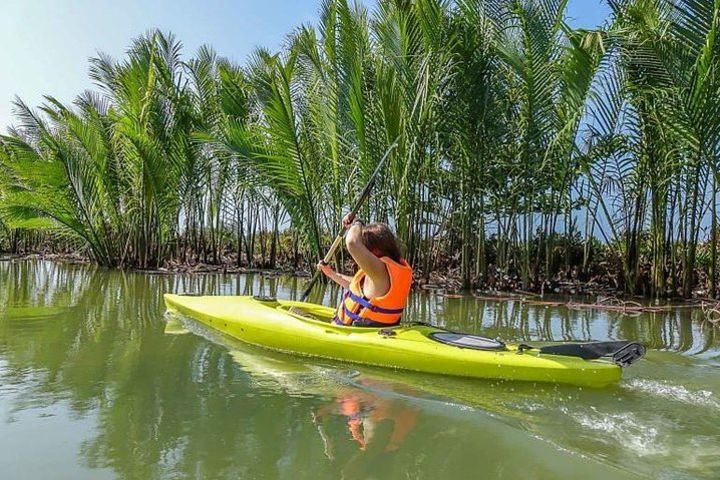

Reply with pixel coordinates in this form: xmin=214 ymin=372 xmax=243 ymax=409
xmin=313 ymin=379 xmax=420 ymax=455
xmin=0 ymin=259 xmax=718 ymax=479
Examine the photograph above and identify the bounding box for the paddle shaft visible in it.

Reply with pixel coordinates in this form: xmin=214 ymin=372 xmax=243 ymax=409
xmin=299 ymin=143 xmax=397 ymax=301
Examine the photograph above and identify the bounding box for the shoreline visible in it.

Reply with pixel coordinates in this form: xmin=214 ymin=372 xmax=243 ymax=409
xmin=5 ymin=252 xmax=720 ymax=323
xmin=3 ymin=252 xmax=717 ymax=309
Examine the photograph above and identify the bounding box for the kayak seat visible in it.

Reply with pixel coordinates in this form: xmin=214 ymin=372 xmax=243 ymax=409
xmin=287 ymin=306 xmax=322 ymax=321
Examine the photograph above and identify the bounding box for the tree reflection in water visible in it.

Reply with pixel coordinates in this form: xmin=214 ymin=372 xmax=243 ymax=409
xmin=0 ymin=260 xmax=717 ymax=479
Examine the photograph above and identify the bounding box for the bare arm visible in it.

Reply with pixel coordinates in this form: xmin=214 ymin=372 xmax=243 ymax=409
xmin=317 ymin=262 xmax=352 ymax=289
xmin=344 ymin=224 xmax=390 ymax=291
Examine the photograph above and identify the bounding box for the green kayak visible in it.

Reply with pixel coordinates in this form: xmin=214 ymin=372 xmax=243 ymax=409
xmin=163 ymin=294 xmax=645 ymax=388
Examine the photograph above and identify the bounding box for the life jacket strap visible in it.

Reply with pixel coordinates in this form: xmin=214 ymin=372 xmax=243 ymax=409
xmin=341 ymin=305 xmax=399 ymax=327
xmin=342 ymin=305 xmax=364 ymax=323
xmin=346 ymin=291 xmax=404 ymax=315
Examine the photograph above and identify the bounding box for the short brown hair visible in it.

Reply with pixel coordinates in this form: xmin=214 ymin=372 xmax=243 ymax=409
xmin=361 ymin=223 xmax=402 ymax=262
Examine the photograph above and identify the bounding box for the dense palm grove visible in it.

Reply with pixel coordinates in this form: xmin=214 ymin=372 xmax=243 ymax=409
xmin=0 ymin=0 xmax=719 ymax=298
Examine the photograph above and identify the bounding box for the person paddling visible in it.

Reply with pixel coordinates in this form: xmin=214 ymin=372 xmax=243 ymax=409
xmin=318 ymin=214 xmax=413 ymax=327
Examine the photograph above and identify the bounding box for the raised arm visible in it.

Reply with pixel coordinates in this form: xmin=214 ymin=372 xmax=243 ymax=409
xmin=344 ymin=223 xmax=390 ymax=291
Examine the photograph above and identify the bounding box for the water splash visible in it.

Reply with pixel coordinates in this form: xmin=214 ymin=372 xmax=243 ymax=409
xmin=566 ymin=407 xmax=669 ymax=457
xmin=626 ymin=378 xmax=720 ymax=410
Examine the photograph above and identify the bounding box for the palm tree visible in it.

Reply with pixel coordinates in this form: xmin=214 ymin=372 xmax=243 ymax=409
xmin=1 ymin=0 xmax=719 ymax=299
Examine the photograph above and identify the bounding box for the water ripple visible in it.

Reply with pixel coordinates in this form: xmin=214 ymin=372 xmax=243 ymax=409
xmin=625 ymin=378 xmax=720 ymax=410
xmin=566 ymin=408 xmax=668 ymax=457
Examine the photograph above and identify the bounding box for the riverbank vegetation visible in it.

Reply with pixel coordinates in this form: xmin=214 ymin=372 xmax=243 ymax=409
xmin=1 ymin=0 xmax=719 ymax=298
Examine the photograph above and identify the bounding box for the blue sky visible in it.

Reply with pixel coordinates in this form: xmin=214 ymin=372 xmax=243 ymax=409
xmin=0 ymin=0 xmax=610 ymax=131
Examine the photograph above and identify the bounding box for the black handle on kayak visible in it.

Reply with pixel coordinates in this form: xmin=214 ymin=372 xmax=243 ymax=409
xmin=300 ymin=142 xmax=398 ymax=302
xmin=521 ymin=341 xmax=646 ymax=367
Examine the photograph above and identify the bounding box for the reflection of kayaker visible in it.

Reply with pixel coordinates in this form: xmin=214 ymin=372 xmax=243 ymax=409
xmin=312 ymin=380 xmax=419 ymax=453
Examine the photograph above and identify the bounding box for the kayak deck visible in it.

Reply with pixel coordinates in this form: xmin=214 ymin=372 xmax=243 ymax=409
xmin=163 ymin=294 xmax=623 ymax=388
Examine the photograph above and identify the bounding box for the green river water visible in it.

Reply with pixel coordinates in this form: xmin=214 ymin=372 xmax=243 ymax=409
xmin=0 ymin=259 xmax=718 ymax=479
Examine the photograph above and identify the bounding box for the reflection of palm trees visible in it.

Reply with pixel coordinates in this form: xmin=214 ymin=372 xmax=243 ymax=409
xmin=0 ymin=261 xmax=718 ymax=479
xmin=407 ymin=293 xmax=713 ymax=352
xmin=1 ymin=263 xmax=296 ymax=478
xmin=75 ymin=276 xmax=312 ymax=478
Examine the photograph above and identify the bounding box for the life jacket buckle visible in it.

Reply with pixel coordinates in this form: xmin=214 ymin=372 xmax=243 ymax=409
xmin=378 ymin=329 xmax=397 ymax=337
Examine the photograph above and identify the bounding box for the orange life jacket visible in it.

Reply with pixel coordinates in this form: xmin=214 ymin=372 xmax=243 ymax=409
xmin=335 ymin=257 xmax=413 ymax=326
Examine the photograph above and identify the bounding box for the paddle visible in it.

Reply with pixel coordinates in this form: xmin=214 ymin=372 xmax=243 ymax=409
xmin=299 ymin=142 xmax=398 ymax=302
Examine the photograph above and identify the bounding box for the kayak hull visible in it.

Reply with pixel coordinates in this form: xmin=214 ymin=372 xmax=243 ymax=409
xmin=163 ymin=294 xmax=623 ymax=388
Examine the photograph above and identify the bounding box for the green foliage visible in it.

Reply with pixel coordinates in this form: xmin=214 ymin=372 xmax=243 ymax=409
xmin=1 ymin=0 xmax=719 ymax=298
